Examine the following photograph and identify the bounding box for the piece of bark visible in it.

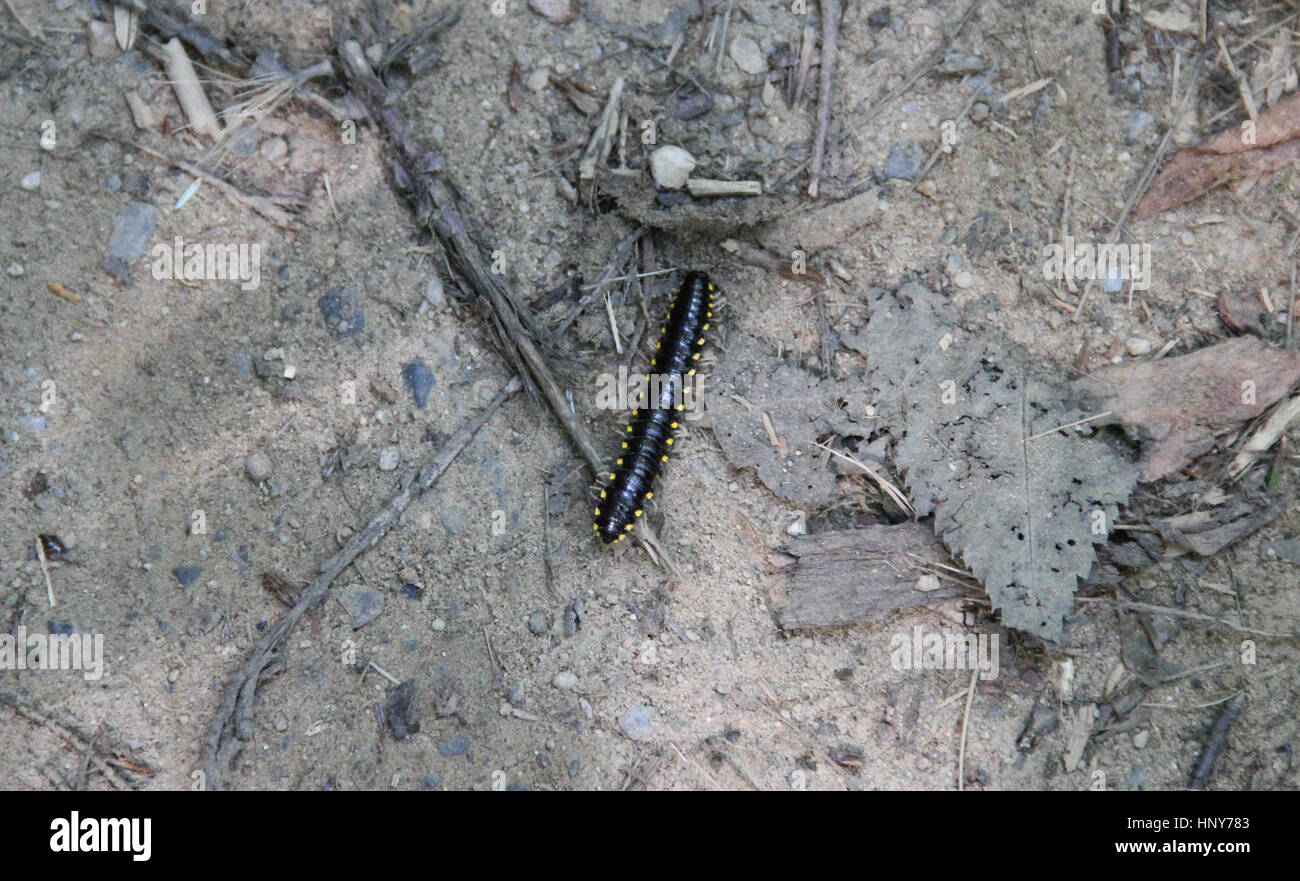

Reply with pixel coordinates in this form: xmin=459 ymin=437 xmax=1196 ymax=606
xmin=1154 ymin=499 xmax=1285 ymax=556
xmin=1135 ymin=89 xmax=1300 ymax=218
xmin=1072 ymin=336 xmax=1300 ymax=481
xmin=1216 ymin=288 xmax=1266 ymax=336
xmin=769 ymin=523 xmax=982 ymax=631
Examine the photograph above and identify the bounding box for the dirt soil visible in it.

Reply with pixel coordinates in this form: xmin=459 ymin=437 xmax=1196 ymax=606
xmin=1 ymin=0 xmax=1296 ymax=791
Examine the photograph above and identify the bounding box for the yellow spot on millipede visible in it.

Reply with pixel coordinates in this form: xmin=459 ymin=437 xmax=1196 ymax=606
xmin=661 ymin=454 xmax=668 ymax=462
xmin=621 ymin=442 xmax=628 ymax=449
xmin=617 ymin=458 xmax=623 ymax=465
xmin=634 ymin=509 xmax=643 ymax=517
xmin=671 ymin=421 xmax=678 ymax=428
xmin=702 ymin=323 xmax=710 ymax=330
xmin=645 ymin=491 xmax=653 ymax=499
xmin=600 ymin=491 xmax=607 ymax=498
xmin=594 ymin=507 xmax=601 ymax=515
xmin=666 ymin=438 xmax=673 ymax=445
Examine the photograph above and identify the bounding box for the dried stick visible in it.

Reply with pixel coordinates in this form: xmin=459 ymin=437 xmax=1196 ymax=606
xmin=201 ymin=376 xmax=521 ymax=788
xmin=336 ymin=39 xmax=604 ymax=475
xmin=808 ymin=0 xmax=842 ymax=199
xmin=0 ymin=693 xmax=148 ymax=789
xmin=161 ymin=36 xmax=221 ymax=137
xmin=129 ymin=141 xmax=300 ymax=229
xmin=1189 ymin=692 xmax=1246 ymax=790
xmin=1073 ymin=53 xmax=1204 ymax=319
xmin=1075 ymin=597 xmax=1300 ymax=639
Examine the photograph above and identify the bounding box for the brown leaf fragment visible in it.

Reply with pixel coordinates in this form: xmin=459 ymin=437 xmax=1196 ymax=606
xmin=1135 ymin=90 xmax=1300 ymax=218
xmin=1216 ymin=288 xmax=1266 ymax=336
xmin=508 ymin=60 xmax=525 ymax=112
xmin=1072 ymin=336 xmax=1300 ymax=481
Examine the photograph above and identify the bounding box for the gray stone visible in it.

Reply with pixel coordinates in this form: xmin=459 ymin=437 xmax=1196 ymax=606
xmin=883 ymin=141 xmax=923 ymax=181
xmin=339 ymin=587 xmax=384 ymax=629
xmin=317 ymin=286 xmax=365 ymax=338
xmin=103 ymin=202 xmax=159 ymax=284
xmin=402 ymin=359 xmax=435 ymax=408
xmin=618 ymin=705 xmax=655 ymax=741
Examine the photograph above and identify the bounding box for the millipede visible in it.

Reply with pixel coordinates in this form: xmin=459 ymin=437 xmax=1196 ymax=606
xmin=594 ymin=270 xmax=715 ymax=544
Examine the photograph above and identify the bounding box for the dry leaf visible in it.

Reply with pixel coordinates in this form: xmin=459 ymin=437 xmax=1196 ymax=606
xmin=864 ymin=284 xmax=1139 ymax=642
xmin=1072 ymin=335 xmax=1300 ymax=481
xmin=1136 ymin=90 xmax=1300 ymax=218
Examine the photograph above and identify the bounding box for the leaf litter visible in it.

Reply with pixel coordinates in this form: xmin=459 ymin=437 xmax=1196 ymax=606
xmin=858 ymin=283 xmax=1140 ymax=642
xmin=713 ymin=281 xmax=1144 ymax=643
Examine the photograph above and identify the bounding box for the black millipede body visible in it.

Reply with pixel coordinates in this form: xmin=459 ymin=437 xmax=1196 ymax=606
xmin=594 ymin=270 xmax=714 ymax=543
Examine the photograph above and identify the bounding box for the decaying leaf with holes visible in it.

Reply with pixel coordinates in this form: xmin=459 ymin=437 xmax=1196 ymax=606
xmin=862 ymin=283 xmax=1140 ymax=642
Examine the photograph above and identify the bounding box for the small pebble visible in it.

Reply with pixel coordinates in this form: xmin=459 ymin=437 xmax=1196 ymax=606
xmin=618 ymin=705 xmax=655 ymax=741
xmin=650 ymin=145 xmax=696 ymax=189
xmin=552 ymin=670 xmax=578 ymax=690
xmin=21 ymin=171 xmax=41 ymax=190
xmin=883 ymin=141 xmax=923 ymax=181
xmin=529 ymin=0 xmax=575 ymax=23
xmin=438 ymin=735 xmax=471 ymax=757
xmin=260 ymin=137 xmax=288 ymax=162
xmin=1125 ymin=337 xmax=1152 ymax=357
xmin=86 ymin=20 xmax=116 ymax=59
xmin=1125 ymin=109 xmax=1155 ymax=143
xmin=6 ymin=263 xmax=23 ymax=277
xmin=338 ymin=587 xmax=384 ymax=629
xmin=728 ymin=36 xmax=767 ymax=75
xmin=431 ymin=617 xmax=446 ymax=631
xmin=402 ymin=359 xmax=435 ymax=408
xmin=172 ymin=565 xmax=202 ymax=588
xmin=103 ymin=201 xmax=159 ymax=284
xmin=953 ymin=271 xmax=974 ymax=289
xmin=246 ymin=449 xmax=273 ymax=481
xmin=424 ymin=276 xmax=445 ymax=309
xmin=378 ymin=446 xmax=400 ymax=471
xmin=525 ymin=68 xmax=551 ymax=91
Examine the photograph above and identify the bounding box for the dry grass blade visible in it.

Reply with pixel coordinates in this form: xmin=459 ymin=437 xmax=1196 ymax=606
xmin=811 ymin=439 xmax=915 ymax=517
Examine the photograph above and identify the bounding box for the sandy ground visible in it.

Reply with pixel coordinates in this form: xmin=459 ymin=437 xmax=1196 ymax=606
xmin=0 ymin=0 xmax=1296 ymax=791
